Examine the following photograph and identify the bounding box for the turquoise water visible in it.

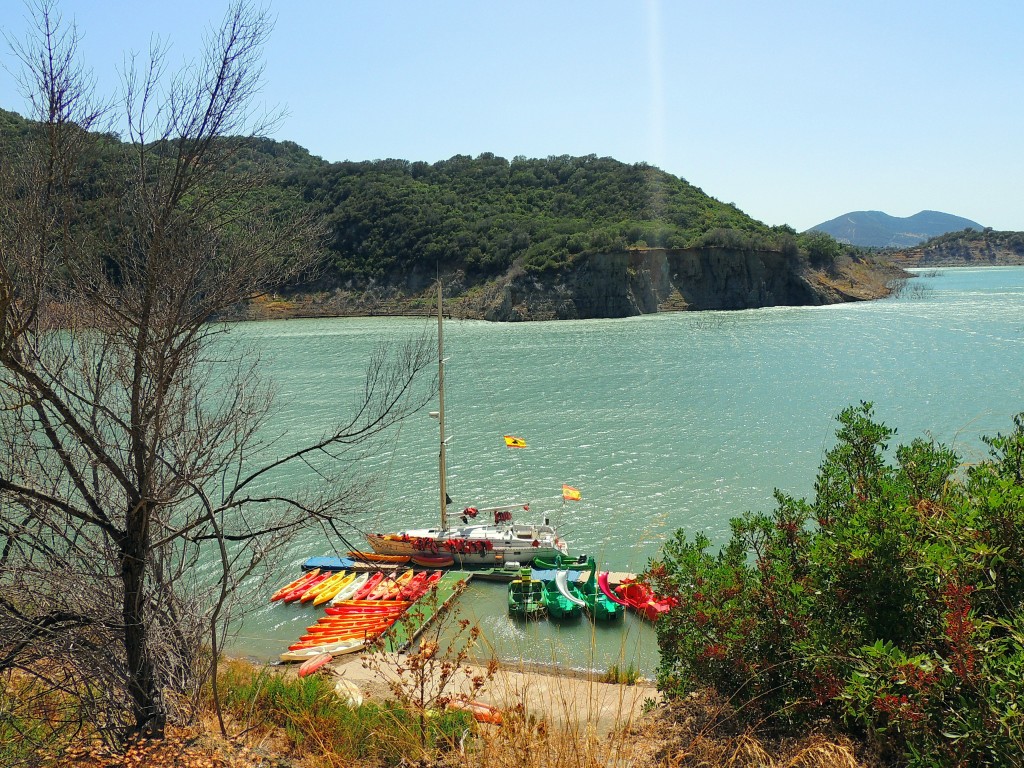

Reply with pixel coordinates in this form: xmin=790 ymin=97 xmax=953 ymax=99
xmin=229 ymin=267 xmax=1024 ymax=673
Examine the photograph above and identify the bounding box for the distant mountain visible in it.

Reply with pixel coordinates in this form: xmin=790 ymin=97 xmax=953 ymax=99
xmin=807 ymin=210 xmax=984 ymax=248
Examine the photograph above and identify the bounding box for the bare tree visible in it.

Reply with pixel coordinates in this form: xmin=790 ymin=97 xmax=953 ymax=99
xmin=0 ymin=0 xmax=434 ymax=748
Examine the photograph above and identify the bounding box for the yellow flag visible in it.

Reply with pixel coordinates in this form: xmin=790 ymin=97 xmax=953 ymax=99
xmin=504 ymin=435 xmax=527 ymax=448
xmin=562 ymin=484 xmax=581 ymax=501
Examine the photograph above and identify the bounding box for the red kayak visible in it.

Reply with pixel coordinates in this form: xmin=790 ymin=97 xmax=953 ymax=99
xmin=349 ymin=571 xmax=384 ymax=600
xmin=405 ymin=570 xmax=442 ymax=601
xmin=411 ymin=553 xmax=455 ymax=568
xmin=289 ymin=625 xmax=390 ymax=650
xmin=398 ymin=571 xmax=428 ymax=600
xmin=281 ymin=572 xmax=331 ymax=603
xmin=324 ymin=599 xmax=409 ymax=617
xmin=615 ymin=580 xmax=677 ymax=621
xmin=271 ymin=569 xmax=320 ymax=602
xmin=297 ymin=652 xmax=333 ymax=678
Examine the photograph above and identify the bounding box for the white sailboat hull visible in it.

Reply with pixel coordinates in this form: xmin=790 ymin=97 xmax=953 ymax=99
xmin=366 ymin=521 xmax=567 ymax=566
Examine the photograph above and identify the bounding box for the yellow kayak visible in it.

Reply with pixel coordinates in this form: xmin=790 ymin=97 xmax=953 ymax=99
xmin=301 ymin=570 xmax=349 ymax=603
xmin=313 ymin=571 xmax=356 ymax=606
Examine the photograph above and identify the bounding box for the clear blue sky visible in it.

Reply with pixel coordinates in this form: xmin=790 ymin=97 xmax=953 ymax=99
xmin=3 ymin=0 xmax=1022 ymax=232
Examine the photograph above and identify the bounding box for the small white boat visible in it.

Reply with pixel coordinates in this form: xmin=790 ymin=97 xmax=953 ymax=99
xmin=366 ymin=283 xmax=568 ymax=566
xmin=279 ymin=638 xmax=365 ymax=663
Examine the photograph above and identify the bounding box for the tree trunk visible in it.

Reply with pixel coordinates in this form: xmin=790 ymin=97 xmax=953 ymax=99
xmin=121 ymin=524 xmax=165 ymax=740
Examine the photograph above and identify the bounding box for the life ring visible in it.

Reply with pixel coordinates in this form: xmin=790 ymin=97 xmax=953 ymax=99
xmin=531 ymin=540 xmax=540 ymax=548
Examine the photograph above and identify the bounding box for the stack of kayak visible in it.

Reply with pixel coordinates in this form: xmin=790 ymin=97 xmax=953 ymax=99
xmin=269 ymin=568 xmax=444 ymax=663
xmin=281 ymin=600 xmax=409 ymax=662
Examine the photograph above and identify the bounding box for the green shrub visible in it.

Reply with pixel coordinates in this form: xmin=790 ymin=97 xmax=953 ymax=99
xmin=650 ymin=404 xmax=1024 ymax=766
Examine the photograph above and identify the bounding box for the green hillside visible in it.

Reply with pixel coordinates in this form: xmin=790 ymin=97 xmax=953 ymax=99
xmin=291 ymin=152 xmax=794 ymax=281
xmin=2 ymin=105 xmax=878 ymax=314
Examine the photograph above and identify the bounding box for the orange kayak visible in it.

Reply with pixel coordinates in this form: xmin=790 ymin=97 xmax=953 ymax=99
xmin=348 ymin=551 xmax=411 ymax=564
xmin=288 ymin=628 xmax=386 ymax=651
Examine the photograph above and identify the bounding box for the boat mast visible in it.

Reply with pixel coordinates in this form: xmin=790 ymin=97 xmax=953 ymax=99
xmin=437 ymin=282 xmax=449 ymax=531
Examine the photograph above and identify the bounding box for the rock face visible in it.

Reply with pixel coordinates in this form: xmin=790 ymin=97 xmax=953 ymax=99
xmin=239 ymin=248 xmax=904 ymax=322
xmin=464 ymin=248 xmax=835 ymax=321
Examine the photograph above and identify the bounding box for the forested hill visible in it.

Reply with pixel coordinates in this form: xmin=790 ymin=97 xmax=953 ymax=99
xmin=2 ymin=107 xmax=901 ymax=320
xmin=296 ymin=152 xmax=789 ymax=280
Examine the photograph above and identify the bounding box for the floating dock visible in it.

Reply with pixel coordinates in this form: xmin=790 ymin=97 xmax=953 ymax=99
xmin=383 ymin=570 xmax=473 ymax=652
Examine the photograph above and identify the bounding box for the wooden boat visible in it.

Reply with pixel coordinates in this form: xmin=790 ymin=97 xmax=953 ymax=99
xmin=366 ymin=284 xmax=569 ymax=566
xmin=271 ymin=568 xmax=320 ymax=602
xmin=615 ymin=580 xmax=677 ymax=621
xmin=507 ymin=568 xmax=546 ymax=619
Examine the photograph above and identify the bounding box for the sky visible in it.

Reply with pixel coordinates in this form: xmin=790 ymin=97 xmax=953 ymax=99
xmin=2 ymin=0 xmax=1022 ymax=232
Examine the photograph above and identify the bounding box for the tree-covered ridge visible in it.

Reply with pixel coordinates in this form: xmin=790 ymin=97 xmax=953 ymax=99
xmin=916 ymin=226 xmax=1024 ymax=252
xmin=889 ymin=226 xmax=1024 ymax=267
xmin=294 ymin=152 xmax=801 ymax=280
xmin=3 ymin=106 xmax=849 ymax=291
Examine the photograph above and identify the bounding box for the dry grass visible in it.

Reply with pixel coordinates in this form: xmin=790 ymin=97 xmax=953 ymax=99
xmin=4 ymin=654 xmax=872 ymax=768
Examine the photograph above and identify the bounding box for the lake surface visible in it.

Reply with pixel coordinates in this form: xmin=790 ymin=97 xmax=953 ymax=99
xmin=228 ymin=267 xmax=1024 ymax=674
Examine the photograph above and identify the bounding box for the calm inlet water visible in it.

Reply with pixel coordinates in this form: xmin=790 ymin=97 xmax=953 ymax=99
xmin=227 ymin=267 xmax=1024 ymax=673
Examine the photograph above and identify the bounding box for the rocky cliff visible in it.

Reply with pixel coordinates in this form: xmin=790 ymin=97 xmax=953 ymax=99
xmin=459 ymin=247 xmax=827 ymax=321
xmin=241 ymin=248 xmax=905 ymax=322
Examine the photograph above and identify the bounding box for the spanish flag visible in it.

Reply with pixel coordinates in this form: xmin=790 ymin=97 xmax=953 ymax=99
xmin=562 ymin=484 xmax=582 ymax=501
xmin=504 ymin=435 xmax=527 ymax=448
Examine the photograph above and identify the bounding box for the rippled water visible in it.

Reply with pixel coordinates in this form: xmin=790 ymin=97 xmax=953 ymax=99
xmin=229 ymin=267 xmax=1024 ymax=672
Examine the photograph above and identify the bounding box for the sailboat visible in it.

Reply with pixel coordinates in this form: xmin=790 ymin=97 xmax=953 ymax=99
xmin=365 ymin=283 xmax=569 ymax=566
